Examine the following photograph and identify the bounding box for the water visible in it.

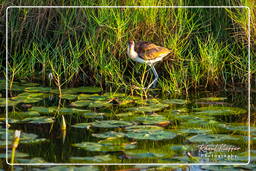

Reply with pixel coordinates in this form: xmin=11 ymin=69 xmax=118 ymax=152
xmin=0 ymin=80 xmax=254 ymax=170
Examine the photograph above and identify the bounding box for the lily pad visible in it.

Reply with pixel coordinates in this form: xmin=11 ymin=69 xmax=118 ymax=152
xmin=0 ymin=152 xmax=29 ymax=159
xmin=126 ymin=104 xmax=168 ymax=113
xmin=198 ymin=97 xmax=227 ymax=101
xmin=16 ymin=157 xmax=46 ymax=163
xmin=21 ymin=116 xmax=54 ymax=124
xmin=81 ymin=112 xmax=105 ymax=119
xmin=177 ymin=128 xmax=212 ymax=135
xmin=72 ymin=122 xmax=92 ymax=129
xmin=161 ymin=99 xmax=188 ymax=105
xmin=125 ymin=129 xmax=176 ymax=141
xmin=169 ymin=145 xmax=193 ymax=153
xmin=73 ymin=141 xmax=129 ymax=152
xmin=92 ymin=131 xmax=124 ymax=138
xmin=70 ymin=155 xmax=113 ymax=162
xmin=70 ymin=100 xmax=111 ymax=108
xmin=125 ymin=125 xmax=164 ymax=131
xmin=9 ymin=111 xmax=40 ymax=118
xmin=24 ymin=87 xmax=51 ymax=93
xmin=125 ymin=151 xmax=166 ymax=159
xmin=61 ymin=94 xmax=77 ymax=100
xmin=194 ymin=106 xmax=247 ymax=116
xmin=188 ymin=134 xmax=240 ymax=143
xmin=133 ymin=115 xmax=169 ymax=125
xmin=62 ymin=87 xmax=102 ymax=94
xmin=70 ymin=100 xmax=91 ymax=107
xmin=91 ymin=120 xmax=133 ymax=128
xmin=29 ymin=106 xmax=55 ymax=114
xmin=0 ymin=98 xmax=19 ymax=107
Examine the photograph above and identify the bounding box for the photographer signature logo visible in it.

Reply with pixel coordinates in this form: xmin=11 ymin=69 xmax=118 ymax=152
xmin=198 ymin=144 xmax=241 ymax=159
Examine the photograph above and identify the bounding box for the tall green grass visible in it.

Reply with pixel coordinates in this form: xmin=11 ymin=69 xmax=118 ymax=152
xmin=1 ymin=0 xmax=254 ymax=97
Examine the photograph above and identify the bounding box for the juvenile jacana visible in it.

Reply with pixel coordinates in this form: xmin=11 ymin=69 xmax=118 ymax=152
xmin=127 ymin=40 xmax=171 ymax=89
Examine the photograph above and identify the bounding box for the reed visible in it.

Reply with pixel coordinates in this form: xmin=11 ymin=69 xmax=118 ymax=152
xmin=1 ymin=0 xmax=253 ymax=96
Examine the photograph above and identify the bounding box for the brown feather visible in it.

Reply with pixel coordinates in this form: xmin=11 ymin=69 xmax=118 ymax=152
xmin=135 ymin=41 xmax=171 ymax=60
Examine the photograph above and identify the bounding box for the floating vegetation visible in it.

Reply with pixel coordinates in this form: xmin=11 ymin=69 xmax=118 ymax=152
xmin=1 ymin=81 xmax=251 ymax=165
xmin=126 ymin=103 xmax=169 ymax=112
xmin=73 ymin=140 xmax=134 ymax=152
xmin=125 ymin=129 xmax=176 ymax=141
xmin=92 ymin=131 xmax=124 ymax=138
xmin=194 ymin=106 xmax=247 ymax=116
xmin=24 ymin=87 xmax=52 ymax=93
xmin=91 ymin=120 xmax=134 ymax=128
xmin=125 ymin=151 xmax=166 ymax=159
xmin=70 ymin=100 xmax=112 ymax=108
xmin=161 ymin=99 xmax=189 ymax=105
xmin=188 ymin=134 xmax=241 ymax=143
xmin=61 ymin=94 xmax=77 ymax=100
xmin=62 ymin=87 xmax=102 ymax=94
xmin=198 ymin=97 xmax=227 ymax=101
xmin=71 ymin=122 xmax=92 ymax=129
xmin=177 ymin=128 xmax=212 ymax=135
xmin=70 ymin=155 xmax=114 ymax=162
xmin=21 ymin=116 xmax=54 ymax=124
xmin=132 ymin=115 xmax=169 ymax=125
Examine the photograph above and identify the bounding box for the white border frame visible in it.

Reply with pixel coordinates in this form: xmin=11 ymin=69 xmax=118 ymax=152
xmin=5 ymin=6 xmax=251 ymax=166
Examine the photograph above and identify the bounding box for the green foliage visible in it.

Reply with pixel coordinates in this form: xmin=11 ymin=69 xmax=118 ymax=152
xmin=1 ymin=0 xmax=253 ymax=96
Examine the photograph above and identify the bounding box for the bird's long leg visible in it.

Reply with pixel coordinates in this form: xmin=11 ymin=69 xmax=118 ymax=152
xmin=147 ymin=65 xmax=159 ymax=89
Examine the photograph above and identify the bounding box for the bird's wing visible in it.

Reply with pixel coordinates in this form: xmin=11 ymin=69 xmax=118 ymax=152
xmin=135 ymin=41 xmax=171 ymax=60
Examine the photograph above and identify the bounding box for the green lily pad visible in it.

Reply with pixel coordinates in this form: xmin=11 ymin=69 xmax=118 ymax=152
xmin=125 ymin=129 xmax=176 ymax=141
xmin=133 ymin=115 xmax=169 ymax=125
xmin=198 ymin=97 xmax=227 ymax=101
xmin=92 ymin=131 xmax=124 ymax=138
xmin=169 ymin=145 xmax=193 ymax=153
xmin=70 ymin=100 xmax=112 ymax=108
xmin=73 ymin=141 xmax=127 ymax=152
xmin=88 ymin=101 xmax=112 ymax=108
xmin=194 ymin=106 xmax=247 ymax=116
xmin=161 ymin=99 xmax=188 ymax=105
xmin=73 ymin=142 xmax=102 ymax=151
xmin=188 ymin=134 xmax=240 ymax=143
xmin=224 ymin=124 xmax=253 ymax=134
xmin=16 ymin=157 xmax=46 ymax=163
xmin=116 ymin=112 xmax=135 ymax=117
xmin=81 ymin=112 xmax=105 ymax=119
xmin=125 ymin=125 xmax=164 ymax=131
xmin=29 ymin=106 xmax=55 ymax=114
xmin=91 ymin=120 xmax=133 ymax=128
xmin=125 ymin=151 xmax=166 ymax=159
xmin=21 ymin=116 xmax=54 ymax=124
xmin=21 ymin=82 xmax=40 ymax=87
xmin=70 ymin=155 xmax=113 ymax=162
xmin=24 ymin=87 xmax=51 ymax=93
xmin=0 ymin=152 xmax=29 ymax=159
xmin=61 ymin=94 xmax=77 ymax=100
xmin=4 ymin=131 xmax=45 ymax=145
xmin=62 ymin=87 xmax=102 ymax=94
xmin=0 ymin=98 xmax=19 ymax=107
xmin=72 ymin=122 xmax=92 ymax=129
xmin=70 ymin=100 xmax=91 ymax=107
xmin=177 ymin=128 xmax=212 ymax=135
xmin=126 ymin=104 xmax=168 ymax=113
xmin=21 ymin=138 xmax=48 ymax=144
xmin=9 ymin=111 xmax=40 ymax=118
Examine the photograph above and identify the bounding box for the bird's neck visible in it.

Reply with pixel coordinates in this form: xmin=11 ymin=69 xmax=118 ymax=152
xmin=127 ymin=44 xmax=138 ymax=59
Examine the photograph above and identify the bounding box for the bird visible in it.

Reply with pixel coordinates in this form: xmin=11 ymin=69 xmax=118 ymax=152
xmin=127 ymin=40 xmax=171 ymax=89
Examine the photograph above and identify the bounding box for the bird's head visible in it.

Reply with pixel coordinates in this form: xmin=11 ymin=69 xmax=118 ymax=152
xmin=128 ymin=40 xmax=135 ymax=47
xmin=127 ymin=40 xmax=138 ymax=59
